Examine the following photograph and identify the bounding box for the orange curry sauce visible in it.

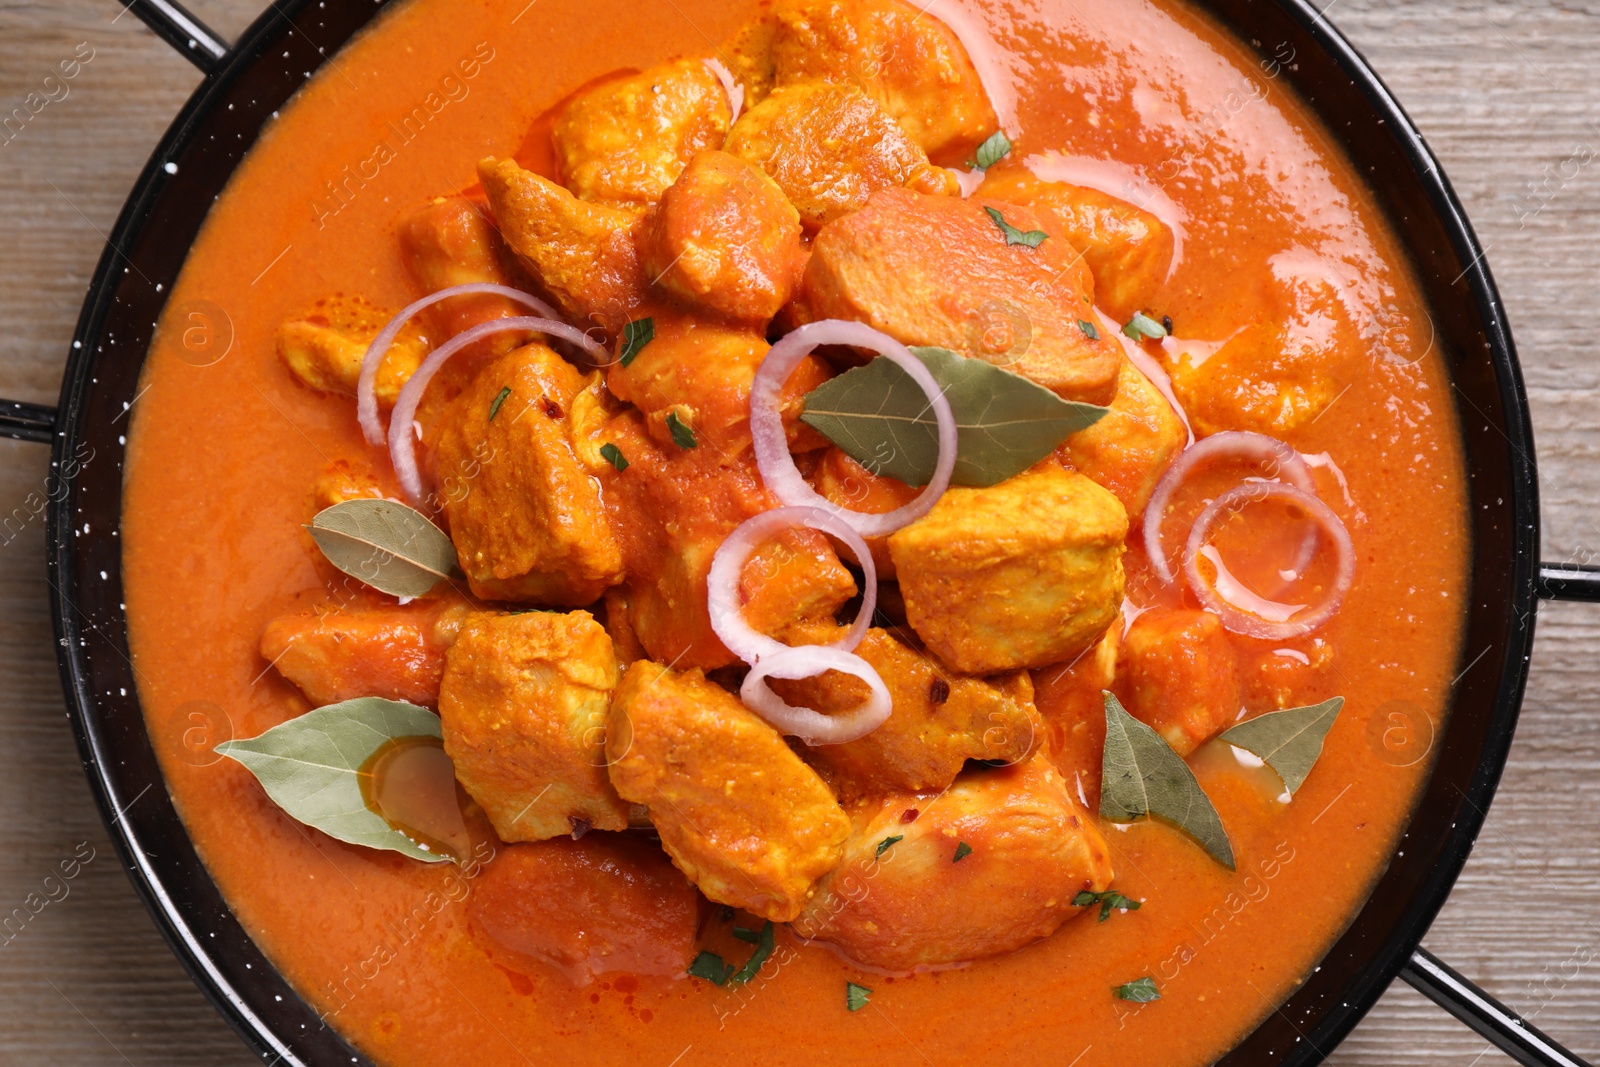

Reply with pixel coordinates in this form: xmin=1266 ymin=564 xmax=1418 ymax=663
xmin=122 ymin=0 xmax=1466 ymax=1063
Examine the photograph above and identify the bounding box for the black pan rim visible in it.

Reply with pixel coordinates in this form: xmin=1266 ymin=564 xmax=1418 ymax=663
xmin=48 ymin=3 xmax=385 ymax=1062
xmin=44 ymin=0 xmax=1539 ymax=1064
xmin=1200 ymin=1 xmax=1539 ymax=1059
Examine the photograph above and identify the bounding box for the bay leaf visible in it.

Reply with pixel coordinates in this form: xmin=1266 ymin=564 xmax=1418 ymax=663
xmin=1218 ymin=696 xmax=1344 ymax=795
xmin=309 ymin=497 xmax=457 ymax=599
xmin=799 ymin=346 xmax=1108 ymax=488
xmin=1100 ymin=692 xmax=1235 ymax=869
xmin=215 ymin=697 xmax=453 ymax=863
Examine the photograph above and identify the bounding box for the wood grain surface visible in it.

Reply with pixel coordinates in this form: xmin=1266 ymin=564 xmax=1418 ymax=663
xmin=1 ymin=0 xmax=1596 ymax=1063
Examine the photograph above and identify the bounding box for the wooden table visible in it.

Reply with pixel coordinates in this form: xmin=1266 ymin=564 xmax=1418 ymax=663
xmin=0 ymin=0 xmax=1595 ymax=1063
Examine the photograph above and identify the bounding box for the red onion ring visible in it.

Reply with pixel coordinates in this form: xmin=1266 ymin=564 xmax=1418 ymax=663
xmin=707 ymin=506 xmax=878 ymax=666
xmin=1142 ymin=430 xmax=1315 ymax=583
xmin=388 ymin=315 xmax=605 ymax=504
xmin=751 ymin=320 xmax=957 ymax=539
xmin=1182 ymin=481 xmax=1354 ymax=640
xmin=358 ymin=283 xmax=567 ymax=446
xmin=702 ymin=58 xmax=744 ymax=123
xmin=741 ymin=644 xmax=893 ymax=746
xmin=950 ymin=167 xmax=985 ymax=198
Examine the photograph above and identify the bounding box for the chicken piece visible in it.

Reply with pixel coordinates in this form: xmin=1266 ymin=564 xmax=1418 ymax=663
xmin=888 ymin=462 xmax=1127 ymax=674
xmin=1167 ymin=323 xmax=1347 ymax=439
xmin=397 ymin=196 xmax=529 ymax=363
xmin=978 ymin=171 xmax=1175 ymax=321
xmin=478 ymin=157 xmax=653 ymax=341
xmin=736 ymin=523 xmax=858 ymax=647
xmin=1118 ymin=607 xmax=1240 ymax=756
xmin=602 ymin=316 xmax=829 ymax=454
xmin=600 ymin=586 xmax=648 ymax=665
xmin=598 ymin=412 xmax=855 ymax=669
xmin=260 ymin=599 xmax=470 ymax=708
xmin=606 ymin=662 xmax=850 ymax=921
xmin=735 ymin=0 xmax=997 ymax=162
xmin=637 ymin=151 xmax=804 ymax=323
xmin=1060 ymin=358 xmax=1186 ymax=519
xmin=310 ymin=458 xmax=385 ymax=511
xmin=551 ymin=60 xmax=732 ymax=207
xmin=793 ymin=760 xmax=1113 ymax=970
xmin=276 ymin=294 xmax=426 ymax=406
xmin=439 ymin=610 xmax=630 ymax=842
xmin=804 ymin=187 xmax=1121 ymax=404
xmin=777 ymin=626 xmax=1042 ymax=800
xmin=725 ymin=82 xmax=957 ymax=230
xmin=430 ymin=343 xmax=624 ymax=604
xmin=1032 ymin=621 xmax=1119 ymax=809
xmin=563 ymin=366 xmax=631 ymax=475
xmin=469 ymin=836 xmax=700 ymax=984
xmin=1241 ymin=637 xmax=1336 ymax=711
xmin=808 ymin=448 xmax=919 ymax=576
xmin=1165 ymin=269 xmax=1357 ymax=437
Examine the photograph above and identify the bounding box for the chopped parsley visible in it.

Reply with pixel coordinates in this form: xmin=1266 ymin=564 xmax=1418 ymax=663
xmin=983 ymin=206 xmax=1049 ymax=249
xmin=1122 ymin=311 xmax=1169 ymax=341
xmin=1077 ymin=319 xmax=1100 ymax=341
xmin=1113 ymin=976 xmax=1161 ymax=1003
xmin=728 ymin=921 xmax=775 ymax=985
xmin=973 ymin=130 xmax=1012 ymax=170
xmin=952 ymin=841 xmax=973 ymax=863
xmin=599 ymin=442 xmax=629 ymax=471
xmin=688 ymin=951 xmax=734 ymax=986
xmin=1073 ymin=889 xmax=1142 ymax=922
xmin=487 ymin=385 xmax=512 ymax=421
xmin=618 ymin=316 xmax=655 ymax=366
xmin=666 ymin=410 xmax=698 ymax=449
xmin=874 ymin=835 xmax=903 ymax=859
xmin=688 ymin=921 xmax=775 ymax=987
xmin=846 ymin=981 xmax=873 ymax=1012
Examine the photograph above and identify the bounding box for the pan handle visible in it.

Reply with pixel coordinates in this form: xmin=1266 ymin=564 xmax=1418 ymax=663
xmin=1401 ymin=563 xmax=1600 ymax=1062
xmin=121 ymin=0 xmax=230 ymax=74
xmin=1403 ymin=947 xmax=1593 ymax=1067
xmin=0 ymin=0 xmax=233 ymax=443
xmin=1537 ymin=563 xmax=1600 ymax=602
xmin=0 ymin=401 xmax=57 ymax=444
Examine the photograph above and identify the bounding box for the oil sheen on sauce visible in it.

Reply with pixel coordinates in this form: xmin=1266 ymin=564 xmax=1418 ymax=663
xmin=360 ymin=736 xmax=471 ymax=861
xmin=120 ymin=0 xmax=1468 ymax=1063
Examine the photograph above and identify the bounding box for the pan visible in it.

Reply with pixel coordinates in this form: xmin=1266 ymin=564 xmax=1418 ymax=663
xmin=2 ymin=0 xmax=1591 ymax=1063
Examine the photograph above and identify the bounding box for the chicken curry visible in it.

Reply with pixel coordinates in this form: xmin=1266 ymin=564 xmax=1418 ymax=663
xmin=121 ymin=0 xmax=1467 ymax=1063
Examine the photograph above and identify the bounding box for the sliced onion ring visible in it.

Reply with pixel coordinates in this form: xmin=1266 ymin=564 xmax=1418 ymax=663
xmin=741 ymin=644 xmax=892 ymax=746
xmin=702 ymin=58 xmax=745 ymax=123
xmin=1143 ymin=430 xmax=1315 ymax=582
xmin=751 ymin=320 xmax=957 ymax=539
xmin=358 ymin=283 xmax=568 ymax=446
xmin=707 ymin=506 xmax=878 ymax=665
xmin=388 ymin=315 xmax=605 ymax=505
xmin=1182 ymin=481 xmax=1354 ymax=640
